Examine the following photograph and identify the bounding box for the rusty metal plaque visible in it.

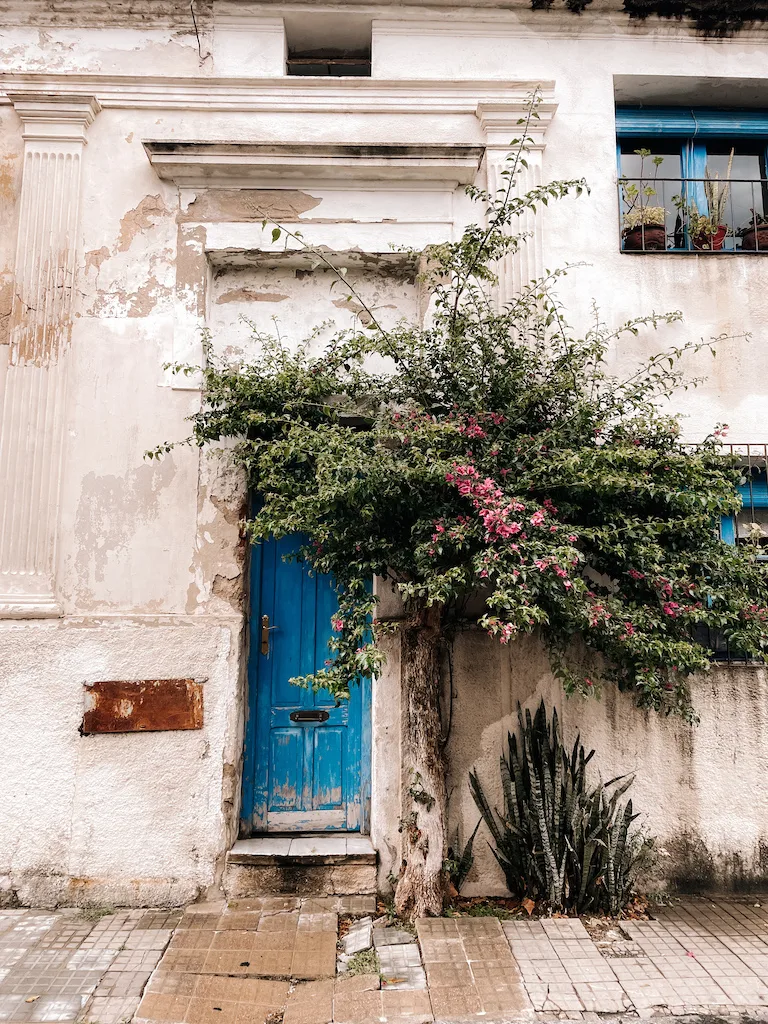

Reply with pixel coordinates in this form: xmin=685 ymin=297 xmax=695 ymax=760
xmin=82 ymin=679 xmax=203 ymax=734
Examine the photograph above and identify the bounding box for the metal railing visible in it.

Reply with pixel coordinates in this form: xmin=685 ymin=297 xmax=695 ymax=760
xmin=618 ymin=177 xmax=768 ymax=253
xmin=698 ymin=444 xmax=768 ymax=663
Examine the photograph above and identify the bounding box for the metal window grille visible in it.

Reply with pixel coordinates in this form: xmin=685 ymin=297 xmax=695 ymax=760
xmin=618 ymin=177 xmax=768 ymax=253
xmin=696 ymin=443 xmax=768 ymax=663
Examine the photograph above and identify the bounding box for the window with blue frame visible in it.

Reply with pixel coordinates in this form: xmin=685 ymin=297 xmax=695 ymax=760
xmin=697 ymin=460 xmax=768 ymax=663
xmin=721 ymin=465 xmax=768 ymax=550
xmin=616 ymin=108 xmax=768 ymax=253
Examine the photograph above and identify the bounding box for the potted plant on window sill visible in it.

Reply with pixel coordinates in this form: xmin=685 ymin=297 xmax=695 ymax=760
xmin=688 ymin=205 xmax=729 ymax=251
xmin=620 ymin=149 xmax=667 ymax=251
xmin=676 ymin=149 xmax=734 ymax=252
xmin=622 ymin=206 xmax=667 ymax=250
xmin=738 ymin=212 xmax=768 ymax=251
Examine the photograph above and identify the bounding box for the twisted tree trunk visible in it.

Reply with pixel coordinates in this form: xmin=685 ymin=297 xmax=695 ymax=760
xmin=394 ymin=603 xmax=447 ymax=920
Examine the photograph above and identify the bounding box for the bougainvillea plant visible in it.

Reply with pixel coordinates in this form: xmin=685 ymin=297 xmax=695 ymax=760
xmin=533 ymin=0 xmax=768 ymax=33
xmin=150 ymin=96 xmax=768 ymax=919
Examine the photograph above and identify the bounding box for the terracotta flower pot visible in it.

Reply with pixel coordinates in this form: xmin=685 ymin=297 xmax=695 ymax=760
xmin=622 ymin=224 xmax=666 ymax=251
xmin=740 ymin=224 xmax=768 ymax=251
xmin=692 ymin=225 xmax=727 ymax=251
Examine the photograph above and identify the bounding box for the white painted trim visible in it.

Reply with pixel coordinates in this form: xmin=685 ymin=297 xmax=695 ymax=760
xmin=144 ymin=141 xmax=485 ymax=188
xmin=0 ymin=75 xmax=554 ymax=115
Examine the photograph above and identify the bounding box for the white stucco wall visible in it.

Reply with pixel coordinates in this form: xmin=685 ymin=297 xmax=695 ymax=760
xmin=1 ymin=0 xmax=767 ymax=905
xmin=443 ymin=634 xmax=768 ymax=896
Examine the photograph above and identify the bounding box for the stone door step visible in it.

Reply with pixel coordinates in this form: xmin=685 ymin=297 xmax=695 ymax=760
xmin=223 ymin=834 xmax=377 ymax=898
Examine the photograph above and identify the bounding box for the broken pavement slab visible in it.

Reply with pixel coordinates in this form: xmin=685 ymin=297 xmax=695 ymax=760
xmin=373 ymin=926 xmax=417 ymax=947
xmin=341 ymin=916 xmax=372 ymax=955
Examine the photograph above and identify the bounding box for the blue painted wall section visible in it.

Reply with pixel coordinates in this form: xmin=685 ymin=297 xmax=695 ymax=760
xmin=241 ymin=533 xmax=371 ymax=835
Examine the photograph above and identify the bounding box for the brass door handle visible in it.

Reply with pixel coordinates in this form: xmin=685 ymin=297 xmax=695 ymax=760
xmin=261 ymin=614 xmax=277 ymax=656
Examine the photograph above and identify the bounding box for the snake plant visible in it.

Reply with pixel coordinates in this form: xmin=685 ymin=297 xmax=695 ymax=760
xmin=469 ymin=700 xmax=644 ymax=914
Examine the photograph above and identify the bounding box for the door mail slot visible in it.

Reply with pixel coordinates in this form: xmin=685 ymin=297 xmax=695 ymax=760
xmin=289 ymin=709 xmax=330 ymax=723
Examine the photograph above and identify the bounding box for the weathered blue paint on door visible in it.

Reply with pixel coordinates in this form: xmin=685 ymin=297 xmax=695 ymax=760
xmin=241 ymin=534 xmax=371 ymax=834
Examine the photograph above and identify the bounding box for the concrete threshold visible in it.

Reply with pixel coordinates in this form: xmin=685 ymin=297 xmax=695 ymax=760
xmin=224 ymin=835 xmax=377 ymax=897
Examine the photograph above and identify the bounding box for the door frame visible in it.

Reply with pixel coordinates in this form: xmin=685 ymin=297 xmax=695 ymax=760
xmin=240 ymin=538 xmax=372 ymax=837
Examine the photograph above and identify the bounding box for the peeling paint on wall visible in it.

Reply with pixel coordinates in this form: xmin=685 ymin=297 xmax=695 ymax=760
xmin=216 ymin=289 xmax=288 ymax=305
xmin=84 ymin=246 xmax=110 ymax=275
xmin=175 ymin=224 xmax=207 ymax=318
xmin=180 ymin=189 xmax=322 ymax=223
xmin=74 ymin=457 xmax=177 ymax=592
xmin=117 ymin=194 xmax=168 ymax=252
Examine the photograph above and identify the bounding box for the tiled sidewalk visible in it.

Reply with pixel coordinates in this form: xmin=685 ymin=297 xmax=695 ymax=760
xmin=2 ymin=896 xmax=768 ymax=1024
xmin=506 ymin=900 xmax=768 ymax=1017
xmin=0 ymin=907 xmax=181 ymax=1024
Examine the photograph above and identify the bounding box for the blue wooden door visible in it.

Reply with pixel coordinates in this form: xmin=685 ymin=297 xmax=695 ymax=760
xmin=241 ymin=534 xmax=371 ymax=834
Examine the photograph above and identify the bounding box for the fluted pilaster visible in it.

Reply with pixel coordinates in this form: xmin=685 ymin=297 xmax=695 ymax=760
xmin=0 ymin=94 xmax=99 ymax=617
xmin=477 ymin=98 xmax=555 ymax=308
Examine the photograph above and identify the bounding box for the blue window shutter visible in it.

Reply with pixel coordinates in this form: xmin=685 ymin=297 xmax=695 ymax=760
xmin=721 ymin=515 xmax=736 ymax=544
xmin=682 ymin=140 xmax=708 ymax=217
xmin=616 ymin=108 xmax=768 ymax=138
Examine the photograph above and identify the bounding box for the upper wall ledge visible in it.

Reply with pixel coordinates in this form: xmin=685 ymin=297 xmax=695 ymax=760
xmin=1 ymin=2 xmax=768 ymax=37
xmin=0 ymin=76 xmax=555 ymax=114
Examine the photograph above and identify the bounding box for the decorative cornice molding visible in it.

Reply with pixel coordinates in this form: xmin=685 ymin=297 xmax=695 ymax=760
xmin=7 ymin=92 xmax=101 ymax=143
xmin=144 ymin=141 xmax=485 ymax=187
xmin=477 ymin=99 xmax=557 ymax=149
xmin=214 ymin=6 xmax=284 ymax=30
xmin=0 ymin=75 xmax=553 ymax=116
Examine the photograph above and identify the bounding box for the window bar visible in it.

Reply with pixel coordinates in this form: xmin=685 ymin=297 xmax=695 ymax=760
xmin=753 ymin=180 xmax=761 ymax=251
xmin=728 ymin=181 xmax=735 ymax=251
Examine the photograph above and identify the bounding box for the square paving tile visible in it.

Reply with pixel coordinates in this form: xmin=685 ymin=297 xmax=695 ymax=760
xmin=517 ymin=959 xmax=570 ymax=984
xmin=334 ymin=975 xmax=380 ymax=994
xmin=378 ymin=945 xmax=422 ymax=973
xmin=416 ymin=939 xmax=464 ymax=965
xmin=620 ymin=977 xmax=689 ymax=1009
xmin=91 ymin=970 xmax=153 ymax=998
xmin=525 ymin=981 xmax=583 ymax=1012
xmin=572 ymin=981 xmax=632 ymax=1012
xmin=540 ymin=919 xmax=590 ymax=941
xmin=28 ymin=994 xmax=87 ymax=1021
xmin=291 ymin=950 xmax=336 ymax=979
xmin=123 ymin=931 xmax=173 ymax=952
xmin=415 ymin=921 xmax=457 ymax=941
xmin=380 ymin=966 xmax=427 ymax=991
xmin=428 ymin=984 xmax=482 ymax=1018
xmin=649 ymin=954 xmax=711 ymax=980
xmin=257 ymin=914 xmax=299 ymax=934
xmin=334 ymin=896 xmax=377 ymax=916
xmin=331 ymin=989 xmax=382 ymax=1024
xmin=424 ymin=963 xmax=472 ymax=989
xmin=296 ymin=914 xmax=336 ymax=934
xmin=282 ymin=979 xmax=333 ymax=1024
xmin=66 ymin=950 xmax=119 ymax=972
xmin=455 ymin=918 xmax=503 ymax=939
xmin=609 ymin=957 xmax=664 ymax=982
xmin=134 ymin=912 xmax=183 ymax=932
xmin=136 ymin=974 xmax=288 ymax=1024
xmin=0 ymin=995 xmax=30 ymax=1021
xmin=716 ymin=976 xmax=768 ymax=1005
xmin=563 ymin=959 xmax=618 ymax=983
xmin=216 ymin=914 xmax=261 ymax=933
xmin=460 ymin=939 xmax=511 ymax=962
xmin=380 ymin=988 xmax=432 ymax=1017
xmin=77 ymin=994 xmax=142 ymax=1024
xmin=372 ymin=928 xmax=415 ymax=948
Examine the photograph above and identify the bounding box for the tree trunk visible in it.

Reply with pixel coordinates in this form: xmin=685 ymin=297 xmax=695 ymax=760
xmin=394 ymin=603 xmax=447 ymax=920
